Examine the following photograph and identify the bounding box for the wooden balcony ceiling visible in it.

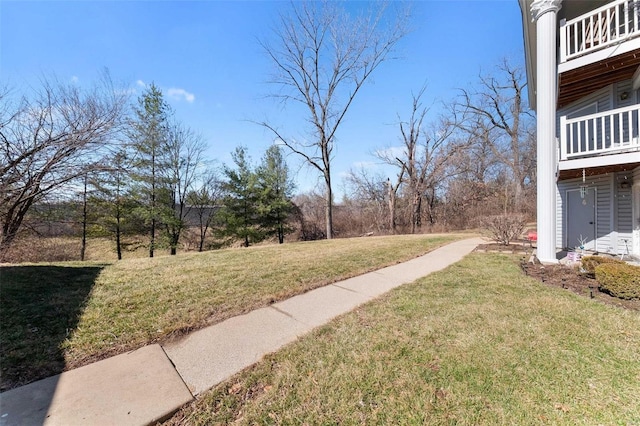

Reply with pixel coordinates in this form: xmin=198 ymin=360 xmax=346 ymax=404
xmin=558 ymin=49 xmax=640 ymax=109
xmin=558 ymin=161 xmax=640 ymax=180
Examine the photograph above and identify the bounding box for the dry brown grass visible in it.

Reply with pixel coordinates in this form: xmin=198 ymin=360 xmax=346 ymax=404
xmin=2 ymin=234 xmax=464 ymax=390
xmin=167 ymin=253 xmax=640 ymax=425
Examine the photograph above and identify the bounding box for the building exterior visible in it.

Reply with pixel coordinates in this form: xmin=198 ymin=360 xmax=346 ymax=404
xmin=519 ymin=0 xmax=640 ymax=262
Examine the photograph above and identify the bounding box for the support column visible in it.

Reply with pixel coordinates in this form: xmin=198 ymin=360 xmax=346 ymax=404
xmin=532 ymin=0 xmax=562 ymax=263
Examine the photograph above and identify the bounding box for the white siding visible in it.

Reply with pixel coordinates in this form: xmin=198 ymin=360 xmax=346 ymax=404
xmin=597 ymin=176 xmax=613 ymax=253
xmin=614 ymin=80 xmax=637 ymax=109
xmin=633 ymin=167 xmax=640 ymax=256
xmin=557 ymin=85 xmax=612 ymax=136
xmin=555 ymin=81 xmax=640 ymax=254
xmin=557 ymin=171 xmax=639 ymax=255
xmin=556 ymin=185 xmax=563 ymax=249
xmin=616 ymin=172 xmax=634 ymax=255
xmin=557 ymin=85 xmax=613 ymax=154
xmin=556 ymin=80 xmax=639 ymax=151
xmin=557 ymin=174 xmax=613 ymax=252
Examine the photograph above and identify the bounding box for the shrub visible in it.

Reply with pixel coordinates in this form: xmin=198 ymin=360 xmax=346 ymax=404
xmin=479 ymin=214 xmax=526 ymax=245
xmin=581 ymin=255 xmax=625 ymax=278
xmin=595 ymin=262 xmax=640 ymax=300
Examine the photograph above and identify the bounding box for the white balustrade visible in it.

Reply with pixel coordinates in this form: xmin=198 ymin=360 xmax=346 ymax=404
xmin=560 ymin=0 xmax=640 ymax=63
xmin=559 ymin=104 xmax=640 ymax=159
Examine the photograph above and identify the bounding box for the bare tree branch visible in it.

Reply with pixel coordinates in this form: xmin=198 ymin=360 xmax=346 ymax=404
xmin=454 ymin=59 xmax=535 ymax=213
xmin=0 ymin=72 xmax=128 ymax=257
xmin=259 ymin=0 xmax=408 ymax=238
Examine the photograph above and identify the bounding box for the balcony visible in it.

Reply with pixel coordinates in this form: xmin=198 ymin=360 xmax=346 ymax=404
xmin=559 ymin=104 xmax=640 ymax=161
xmin=560 ymin=0 xmax=640 ymax=64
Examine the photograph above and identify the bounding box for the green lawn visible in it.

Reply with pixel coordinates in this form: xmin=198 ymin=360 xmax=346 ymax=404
xmin=1 ymin=234 xmax=462 ymax=390
xmin=166 ymin=253 xmax=640 ymax=425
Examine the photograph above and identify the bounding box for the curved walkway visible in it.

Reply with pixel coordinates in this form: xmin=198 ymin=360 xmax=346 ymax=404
xmin=0 ymin=237 xmax=483 ymax=426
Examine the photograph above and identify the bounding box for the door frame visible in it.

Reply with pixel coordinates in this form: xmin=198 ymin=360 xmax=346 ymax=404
xmin=565 ymin=187 xmax=598 ymax=251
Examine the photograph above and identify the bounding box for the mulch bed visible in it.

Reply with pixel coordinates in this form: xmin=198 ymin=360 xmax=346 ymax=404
xmin=475 ymin=243 xmax=640 ymax=312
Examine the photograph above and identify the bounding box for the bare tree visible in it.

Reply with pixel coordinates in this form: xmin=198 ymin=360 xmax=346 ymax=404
xmin=293 ymin=190 xmax=327 ymax=241
xmin=344 ymin=167 xmax=388 ymax=233
xmin=187 ymin=170 xmax=223 ymax=252
xmin=385 ymin=174 xmax=404 ymax=233
xmin=163 ymin=123 xmax=207 ymax=255
xmin=418 ymin=113 xmax=466 ymax=225
xmin=377 ymin=88 xmax=464 ymax=233
xmin=456 ymin=59 xmax=534 ymax=213
xmin=440 ymin=136 xmax=498 ymax=228
xmin=0 ymin=74 xmax=126 ymax=258
xmin=399 ymin=88 xmax=427 ymax=233
xmin=259 ymin=1 xmax=408 ymax=239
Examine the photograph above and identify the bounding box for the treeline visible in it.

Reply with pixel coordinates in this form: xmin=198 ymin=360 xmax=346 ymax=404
xmin=336 ymin=61 xmax=536 ymax=236
xmin=98 ymin=84 xmax=297 ymax=258
xmin=2 ymin=0 xmax=537 ymax=262
xmin=0 ymin=78 xmax=298 ymax=261
xmin=1 ymin=58 xmax=535 ymax=262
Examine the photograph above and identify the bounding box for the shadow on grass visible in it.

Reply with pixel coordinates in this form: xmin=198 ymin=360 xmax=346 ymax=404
xmin=0 ymin=264 xmax=105 ymax=392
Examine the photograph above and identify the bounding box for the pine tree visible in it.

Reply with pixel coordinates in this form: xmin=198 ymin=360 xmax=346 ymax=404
xmin=220 ymin=147 xmax=262 ymax=247
xmin=128 ymin=83 xmax=171 ymax=257
xmin=89 ymin=150 xmax=137 ymax=260
xmin=256 ymin=145 xmax=295 ymax=244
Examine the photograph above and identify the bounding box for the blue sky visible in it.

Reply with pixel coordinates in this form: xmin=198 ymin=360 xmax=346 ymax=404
xmin=1 ymin=0 xmax=525 ymax=197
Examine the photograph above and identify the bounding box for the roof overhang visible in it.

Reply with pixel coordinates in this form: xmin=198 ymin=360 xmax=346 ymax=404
xmin=558 ymin=161 xmax=640 ymax=180
xmin=518 ymin=0 xmax=537 ymax=110
xmin=558 ymin=47 xmax=640 ymax=108
xmin=558 ymin=153 xmax=640 ymax=180
xmin=518 ymin=0 xmax=611 ymax=111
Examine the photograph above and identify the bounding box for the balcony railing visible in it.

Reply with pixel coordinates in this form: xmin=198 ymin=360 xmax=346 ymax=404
xmin=560 ymin=0 xmax=640 ymax=63
xmin=559 ymin=104 xmax=640 ymax=160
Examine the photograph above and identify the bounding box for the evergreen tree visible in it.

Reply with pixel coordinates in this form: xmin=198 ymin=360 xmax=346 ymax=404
xmin=128 ymin=83 xmax=171 ymax=257
xmin=89 ymin=150 xmax=137 ymax=260
xmin=220 ymin=147 xmax=262 ymax=247
xmin=256 ymin=145 xmax=295 ymax=244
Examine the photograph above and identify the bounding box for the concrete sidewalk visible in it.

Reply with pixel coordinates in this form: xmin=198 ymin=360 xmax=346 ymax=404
xmin=0 ymin=237 xmax=483 ymax=426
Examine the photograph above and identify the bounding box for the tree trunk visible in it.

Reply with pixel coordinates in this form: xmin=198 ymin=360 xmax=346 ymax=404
xmin=198 ymin=229 xmax=205 ymax=252
xmin=80 ymin=175 xmax=88 ymax=261
xmin=150 ymin=147 xmax=156 ymax=258
xmin=415 ymin=193 xmax=422 ymax=230
xmin=0 ymin=200 xmax=33 ymax=261
xmin=514 ymin=179 xmax=524 ymax=213
xmin=277 ymin=211 xmax=284 ymax=244
xmin=115 ymin=173 xmax=123 ymax=261
xmin=427 ymin=189 xmax=437 ymax=225
xmin=198 ymin=213 xmax=206 ymax=252
xmin=410 ymin=190 xmax=420 ymax=234
xmin=170 ymin=227 xmax=179 ymax=255
xmin=324 ymin=171 xmax=333 ymax=239
xmin=150 ymin=218 xmax=155 ymax=258
xmin=388 ymin=183 xmax=397 ymax=234
xmin=116 ymin=213 xmax=122 ymax=260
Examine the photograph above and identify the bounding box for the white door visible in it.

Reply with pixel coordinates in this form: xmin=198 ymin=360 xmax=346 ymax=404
xmin=567 ymin=188 xmax=596 ymax=251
